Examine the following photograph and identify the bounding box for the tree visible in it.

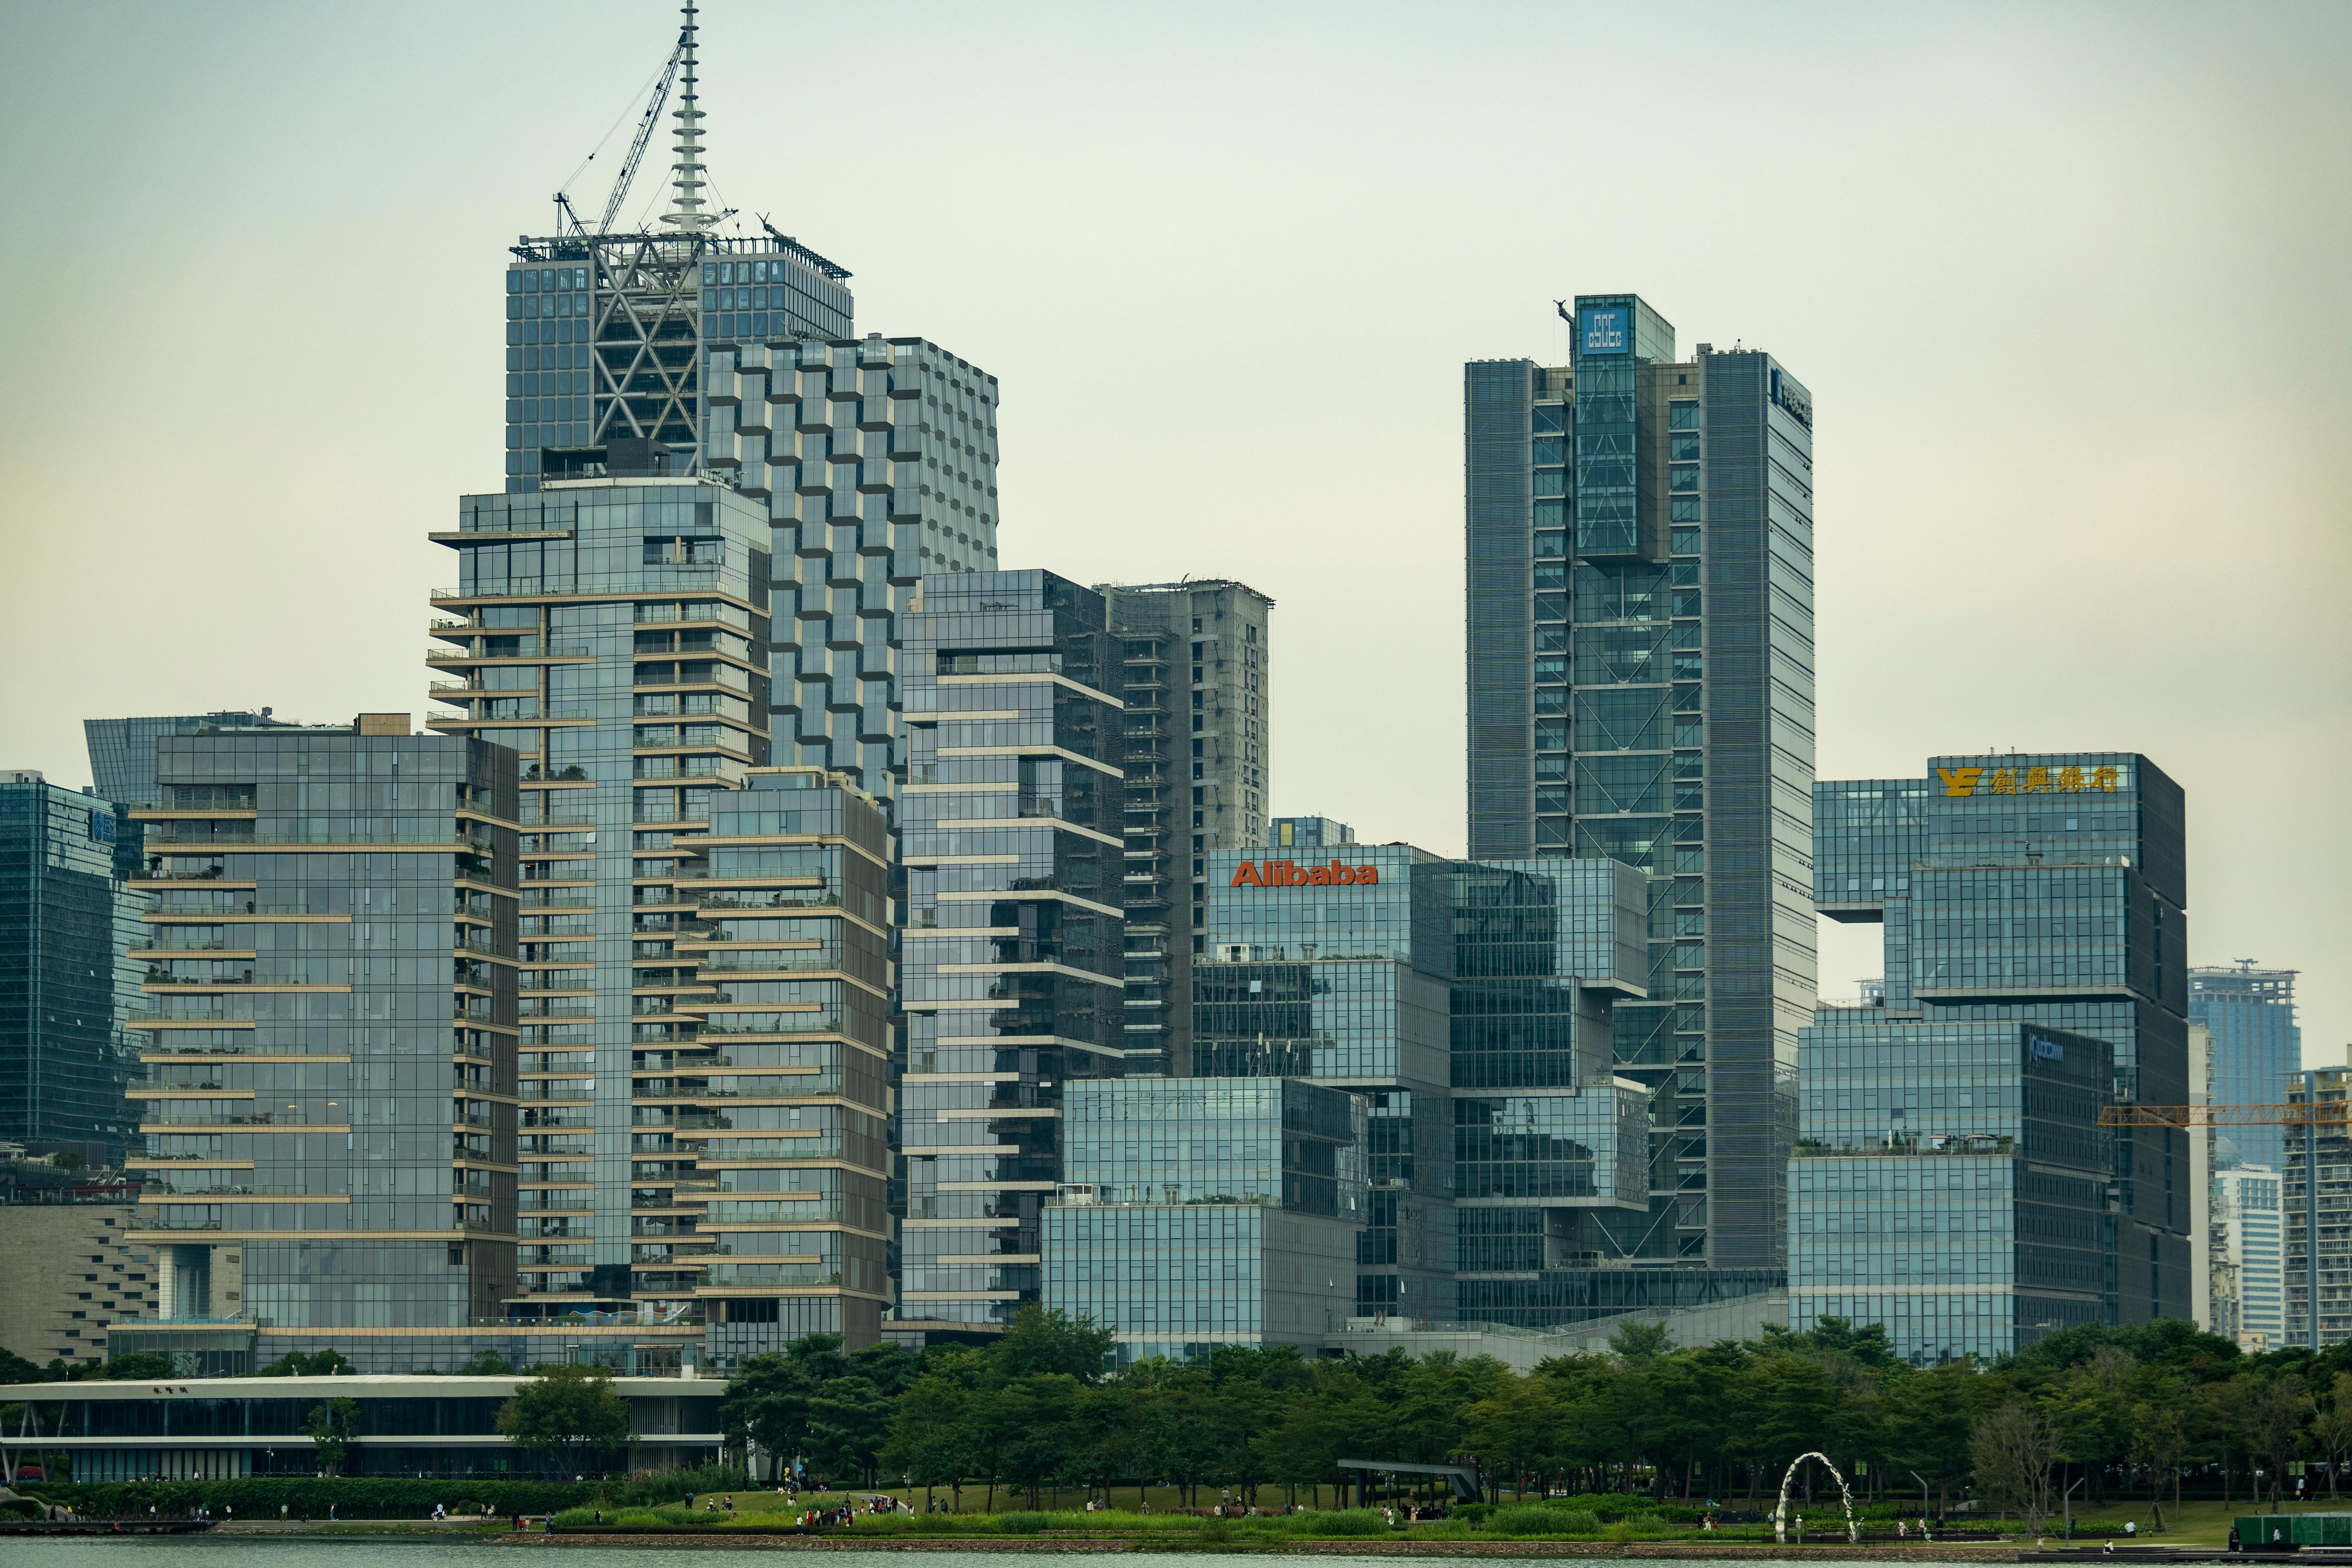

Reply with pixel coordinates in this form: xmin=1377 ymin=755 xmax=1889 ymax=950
xmin=721 ymin=1336 xmax=844 ymax=1483
xmin=259 ymin=1348 xmax=355 ymax=1377
xmin=0 ymin=1347 xmax=44 ymax=1385
xmin=2130 ymin=1393 xmax=2190 ymax=1527
xmin=2310 ymin=1374 xmax=2352 ymax=1503
xmin=96 ymin=1353 xmax=174 ymax=1381
xmin=882 ymin=1373 xmax=974 ymax=1511
xmin=2248 ymin=1373 xmax=2314 ymax=1511
xmin=1609 ymin=1320 xmax=1673 ymax=1364
xmin=995 ymin=1305 xmax=1116 ymax=1384
xmin=495 ymin=1363 xmax=633 ymax=1476
xmin=1969 ymin=1400 xmax=2054 ymax=1533
xmin=304 ymin=1396 xmax=360 ymax=1478
xmin=460 ymin=1349 xmax=515 ymax=1376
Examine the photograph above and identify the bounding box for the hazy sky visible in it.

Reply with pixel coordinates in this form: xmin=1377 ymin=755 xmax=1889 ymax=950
xmin=3 ymin=3 xmax=2346 ymax=1061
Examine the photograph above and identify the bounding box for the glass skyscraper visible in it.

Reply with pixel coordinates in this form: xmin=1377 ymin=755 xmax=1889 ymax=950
xmin=1193 ymin=844 xmax=1656 ymax=1323
xmin=1043 ymin=1076 xmax=1366 ymax=1362
xmin=894 ymin=571 xmax=1129 ymax=1335
xmin=1790 ymin=1020 xmax=2115 ymax=1363
xmin=2191 ymin=964 xmax=2300 ymax=1169
xmin=1810 ymin=749 xmax=2194 ymax=1341
xmin=122 ymin=717 xmax=528 ymax=1365
xmin=1464 ymin=294 xmax=1817 ymax=1301
xmin=0 ymin=770 xmax=144 ymax=1165
xmin=85 ymin=713 xmax=316 ymax=810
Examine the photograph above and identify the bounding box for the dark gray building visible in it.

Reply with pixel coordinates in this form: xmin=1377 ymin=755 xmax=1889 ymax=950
xmin=1813 ymin=751 xmax=2194 ymax=1332
xmin=894 ymin=570 xmax=1129 ymax=1335
xmin=0 ymin=771 xmax=144 ymax=1165
xmin=1464 ymin=295 xmax=1816 ymax=1307
xmin=1099 ymin=580 xmax=1273 ymax=1075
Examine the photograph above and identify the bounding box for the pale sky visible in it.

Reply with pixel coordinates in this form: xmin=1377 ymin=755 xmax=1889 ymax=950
xmin=3 ymin=2 xmax=2346 ymax=1062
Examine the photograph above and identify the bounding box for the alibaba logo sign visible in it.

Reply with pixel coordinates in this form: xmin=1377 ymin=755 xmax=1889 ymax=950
xmin=1230 ymin=860 xmax=1381 ymax=888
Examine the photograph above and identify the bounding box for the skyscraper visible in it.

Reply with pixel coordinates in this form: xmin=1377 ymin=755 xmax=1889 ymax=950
xmin=501 ymin=6 xmax=853 ymax=493
xmin=2191 ymin=963 xmax=2301 ymax=1168
xmin=1464 ymin=297 xmax=1817 ymax=1298
xmin=122 ymin=716 xmax=534 ymax=1369
xmin=0 ymin=770 xmax=144 ymax=1165
xmin=895 ymin=571 xmax=1128 ymax=1336
xmin=86 ymin=712 xmax=316 ymax=810
xmin=1193 ymin=843 xmax=1653 ymax=1324
xmin=1811 ymin=751 xmax=2194 ymax=1341
xmin=428 ymin=476 xmax=772 ymax=1321
xmin=1099 ymin=580 xmax=1273 ymax=1075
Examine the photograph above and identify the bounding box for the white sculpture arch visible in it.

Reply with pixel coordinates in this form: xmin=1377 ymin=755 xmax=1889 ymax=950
xmin=1772 ymin=1451 xmax=1860 ymax=1544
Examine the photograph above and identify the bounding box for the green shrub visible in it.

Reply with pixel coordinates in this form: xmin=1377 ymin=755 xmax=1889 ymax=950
xmin=1306 ymin=1508 xmax=1392 ymax=1537
xmin=1450 ymin=1501 xmax=1495 ymax=1524
xmin=1491 ymin=1505 xmax=1602 ymax=1537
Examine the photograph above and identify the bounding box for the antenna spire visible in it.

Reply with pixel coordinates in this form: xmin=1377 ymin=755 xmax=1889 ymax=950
xmin=661 ymin=3 xmax=714 ymax=234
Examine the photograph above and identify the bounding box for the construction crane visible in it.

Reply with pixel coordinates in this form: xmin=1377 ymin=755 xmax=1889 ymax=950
xmin=599 ymin=25 xmax=690 ymax=234
xmin=2099 ymin=1101 xmax=2347 ymax=1127
xmin=2103 ymin=1072 xmax=2341 ymax=1350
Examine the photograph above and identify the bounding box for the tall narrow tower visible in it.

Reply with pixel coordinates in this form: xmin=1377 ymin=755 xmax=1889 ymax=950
xmin=1463 ymin=299 xmax=1817 ymax=1309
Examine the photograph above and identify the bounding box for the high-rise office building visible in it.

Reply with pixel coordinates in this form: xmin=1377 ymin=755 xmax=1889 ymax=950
xmin=1789 ymin=1019 xmax=2115 ymax=1363
xmin=86 ymin=712 xmax=315 ymax=810
xmin=1813 ymin=751 xmax=2194 ymax=1336
xmin=2191 ymin=963 xmax=2300 ymax=1168
xmin=1464 ymin=296 xmax=1817 ymax=1299
xmin=122 ymin=716 xmax=525 ymax=1367
xmin=895 ymin=571 xmax=1128 ymax=1336
xmin=1043 ymin=1076 xmax=1366 ymax=1363
xmin=672 ymin=766 xmax=893 ymax=1366
xmin=428 ymin=476 xmax=771 ymax=1320
xmin=2287 ymin=1070 xmax=2350 ymax=1348
xmin=2216 ymin=1164 xmax=2285 ymax=1350
xmin=1194 ymin=844 xmax=1653 ymax=1324
xmin=0 ymin=770 xmax=144 ymax=1165
xmin=1269 ymin=817 xmax=1354 ymax=849
xmin=1099 ymin=580 xmax=1273 ymax=1075
xmin=501 ymin=6 xmax=854 ymax=492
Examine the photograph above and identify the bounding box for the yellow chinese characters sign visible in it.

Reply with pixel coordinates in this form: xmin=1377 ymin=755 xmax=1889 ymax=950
xmin=1937 ymin=764 xmax=2119 ymax=799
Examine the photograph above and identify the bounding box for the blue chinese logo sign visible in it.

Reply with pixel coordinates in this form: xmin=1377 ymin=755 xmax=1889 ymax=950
xmin=1579 ymin=306 xmax=1630 ymax=356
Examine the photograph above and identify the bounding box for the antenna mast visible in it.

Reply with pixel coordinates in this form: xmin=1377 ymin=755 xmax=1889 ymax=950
xmin=659 ymin=3 xmax=716 ymax=235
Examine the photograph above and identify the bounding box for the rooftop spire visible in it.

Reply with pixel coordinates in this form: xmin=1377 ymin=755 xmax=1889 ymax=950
xmin=660 ymin=2 xmax=715 ymax=234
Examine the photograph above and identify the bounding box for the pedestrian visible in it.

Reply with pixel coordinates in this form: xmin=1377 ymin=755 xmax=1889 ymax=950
xmin=2103 ymin=1541 xmax=2115 ymax=1557
xmin=2127 ymin=1521 xmax=2138 ymax=1539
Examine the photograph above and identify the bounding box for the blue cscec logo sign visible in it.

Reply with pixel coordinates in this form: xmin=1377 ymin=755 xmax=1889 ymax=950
xmin=1580 ymin=306 xmax=1630 ymax=356
xmin=2031 ymin=1035 xmax=2065 ymax=1063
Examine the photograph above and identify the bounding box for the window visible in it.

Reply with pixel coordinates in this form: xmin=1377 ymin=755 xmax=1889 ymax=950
xmin=1669 ymin=401 xmax=1699 ymax=430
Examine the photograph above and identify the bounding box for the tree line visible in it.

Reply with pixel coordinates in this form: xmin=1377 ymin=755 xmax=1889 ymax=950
xmin=718 ymin=1309 xmax=2352 ymax=1525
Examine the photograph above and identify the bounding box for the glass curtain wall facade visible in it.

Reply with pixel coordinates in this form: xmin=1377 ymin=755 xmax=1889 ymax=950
xmin=2192 ymin=964 xmax=2301 ymax=1169
xmin=670 ymin=768 xmax=893 ymax=1364
xmin=86 ymin=714 xmax=314 ymax=811
xmin=1813 ymin=751 xmax=2194 ymax=1328
xmin=896 ymin=571 xmax=1128 ymax=1333
xmin=1789 ymin=1022 xmax=2113 ymax=1363
xmin=1462 ymin=294 xmax=1817 ymax=1304
xmin=1270 ymin=817 xmax=1355 ymax=849
xmin=1099 ymin=580 xmax=1275 ymax=1075
xmin=1195 ymin=845 xmax=1654 ymax=1323
xmin=124 ymin=720 xmax=521 ymax=1355
xmin=1043 ymin=1076 xmax=1367 ymax=1361
xmin=427 ymin=476 xmax=770 ymax=1320
xmin=0 ymin=773 xmax=144 ymax=1165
